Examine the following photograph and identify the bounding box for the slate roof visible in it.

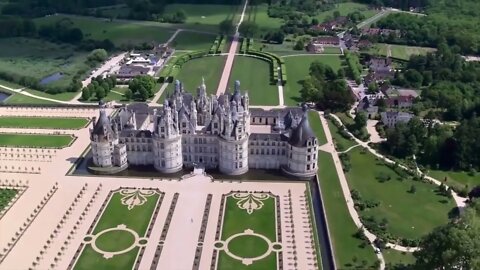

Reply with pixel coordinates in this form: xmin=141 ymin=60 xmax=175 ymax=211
xmin=288 ymin=113 xmax=316 ymax=147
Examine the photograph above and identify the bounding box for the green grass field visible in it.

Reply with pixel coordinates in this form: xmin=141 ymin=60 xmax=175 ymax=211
xmin=161 ymin=56 xmax=225 ymax=102
xmin=383 ymin=249 xmax=415 ymax=267
xmin=73 ymin=190 xmax=160 ymax=270
xmin=0 ymin=117 xmax=88 ymax=129
xmin=321 ymin=47 xmax=343 ymax=54
xmin=171 ymin=31 xmax=216 ymax=50
xmin=246 ymin=4 xmax=283 ymax=33
xmin=428 ymin=169 xmax=479 ymax=191
xmin=0 ymin=88 xmax=58 ymax=105
xmin=318 ymin=151 xmax=378 ymax=268
xmin=315 ymin=2 xmax=378 ymax=22
xmin=23 ymin=89 xmax=77 ymax=101
xmin=308 ymin=111 xmax=328 ymax=146
xmin=283 ymin=55 xmax=343 ymax=106
xmin=0 ymin=134 xmax=74 ymax=148
xmin=0 ymin=38 xmax=89 ymax=89
xmin=370 ymin=43 xmax=436 ymax=60
xmin=36 ymin=15 xmax=175 ymax=47
xmin=228 ymin=56 xmax=278 ymax=106
xmin=346 ymin=148 xmax=456 ymax=240
xmin=327 ymin=118 xmax=357 ymax=152
xmin=217 ymin=194 xmax=277 ymax=270
xmin=0 ymin=189 xmax=19 ymax=212
xmin=165 ymin=4 xmax=238 ymax=26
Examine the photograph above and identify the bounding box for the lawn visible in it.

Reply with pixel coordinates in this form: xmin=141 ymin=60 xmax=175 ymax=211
xmin=160 ymin=56 xmax=225 ymax=102
xmin=228 ymin=56 xmax=278 ymax=106
xmin=165 ymin=4 xmax=238 ymax=25
xmin=308 ymin=111 xmax=328 ymax=146
xmin=345 ymin=148 xmax=456 ymax=240
xmin=73 ymin=190 xmax=161 ymax=270
xmin=383 ymin=249 xmax=415 ymax=267
xmin=315 ymin=2 xmax=379 ymax=23
xmin=370 ymin=43 xmax=436 ymax=60
xmin=321 ymin=47 xmax=343 ymax=54
xmin=0 ymin=117 xmax=88 ymax=129
xmin=23 ymin=89 xmax=77 ymax=101
xmin=428 ymin=169 xmax=479 ymax=191
xmin=327 ymin=118 xmax=357 ymax=152
xmin=0 ymin=38 xmax=90 ymax=89
xmin=0 ymin=88 xmax=58 ymax=105
xmin=35 ymin=15 xmax=175 ymax=47
xmin=283 ymin=55 xmax=343 ymax=106
xmin=171 ymin=31 xmax=216 ymax=51
xmin=0 ymin=189 xmax=19 ymax=212
xmin=317 ymin=151 xmax=378 ymax=268
xmin=0 ymin=134 xmax=74 ymax=148
xmin=246 ymin=4 xmax=283 ymax=33
xmin=217 ymin=193 xmax=277 ymax=270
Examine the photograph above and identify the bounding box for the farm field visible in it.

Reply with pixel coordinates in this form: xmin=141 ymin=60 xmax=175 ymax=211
xmin=0 ymin=38 xmax=89 ymax=89
xmin=0 ymin=117 xmax=88 ymax=129
xmin=0 ymin=134 xmax=74 ymax=148
xmin=283 ymin=55 xmax=343 ymax=106
xmin=317 ymin=151 xmax=378 ymax=269
xmin=228 ymin=56 xmax=278 ymax=106
xmin=370 ymin=44 xmax=436 ymax=60
xmin=345 ymin=148 xmax=456 ymax=240
xmin=171 ymin=31 xmax=216 ymax=51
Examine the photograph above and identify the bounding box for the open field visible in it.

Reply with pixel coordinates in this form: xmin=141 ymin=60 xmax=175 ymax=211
xmin=0 ymin=133 xmax=74 ymax=148
xmin=428 ymin=169 xmax=479 ymax=191
xmin=283 ymin=55 xmax=343 ymax=106
xmin=23 ymin=89 xmax=77 ymax=101
xmin=370 ymin=44 xmax=436 ymax=60
xmin=315 ymin=2 xmax=379 ymax=22
xmin=171 ymin=31 xmax=216 ymax=51
xmin=73 ymin=189 xmax=161 ymax=270
xmin=321 ymin=47 xmax=343 ymax=54
xmin=246 ymin=4 xmax=283 ymax=33
xmin=0 ymin=88 xmax=57 ymax=105
xmin=161 ymin=56 xmax=225 ymax=102
xmin=0 ymin=117 xmax=88 ymax=129
xmin=327 ymin=118 xmax=357 ymax=152
xmin=228 ymin=56 xmax=278 ymax=106
xmin=0 ymin=38 xmax=89 ymax=89
xmin=0 ymin=188 xmax=19 ymax=212
xmin=308 ymin=111 xmax=328 ymax=146
xmin=165 ymin=4 xmax=238 ymax=26
xmin=216 ymin=192 xmax=277 ymax=270
xmin=383 ymin=249 xmax=415 ymax=267
xmin=35 ymin=15 xmax=175 ymax=47
xmin=345 ymin=148 xmax=456 ymax=240
xmin=317 ymin=151 xmax=378 ymax=268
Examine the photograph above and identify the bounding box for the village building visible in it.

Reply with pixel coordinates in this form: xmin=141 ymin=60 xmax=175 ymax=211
xmin=307 ymin=36 xmax=341 ymax=53
xmin=380 ymin=111 xmax=414 ymax=128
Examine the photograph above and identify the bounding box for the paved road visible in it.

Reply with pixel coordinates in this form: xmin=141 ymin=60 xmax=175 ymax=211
xmin=215 ymin=0 xmax=249 ymax=96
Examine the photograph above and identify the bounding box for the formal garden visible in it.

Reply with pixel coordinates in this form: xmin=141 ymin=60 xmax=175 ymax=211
xmin=0 ymin=188 xmax=19 ymax=213
xmin=215 ymin=192 xmax=280 ymax=270
xmin=72 ymin=188 xmax=163 ymax=270
xmin=0 ymin=117 xmax=89 ymax=129
xmin=344 ymin=148 xmax=456 ymax=244
xmin=0 ymin=133 xmax=75 ymax=148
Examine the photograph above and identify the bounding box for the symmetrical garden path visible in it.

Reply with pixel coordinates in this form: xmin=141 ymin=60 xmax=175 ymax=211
xmin=215 ymin=0 xmax=249 ymax=96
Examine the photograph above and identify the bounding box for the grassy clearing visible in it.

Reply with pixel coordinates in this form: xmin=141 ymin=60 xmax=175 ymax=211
xmin=327 ymin=118 xmax=357 ymax=152
xmin=217 ymin=194 xmax=277 ymax=270
xmin=171 ymin=31 xmax=216 ymax=50
xmin=0 ymin=134 xmax=74 ymax=148
xmin=160 ymin=56 xmax=225 ymax=103
xmin=0 ymin=89 xmax=58 ymax=105
xmin=35 ymin=15 xmax=174 ymax=47
xmin=0 ymin=117 xmax=88 ymax=129
xmin=0 ymin=38 xmax=89 ymax=89
xmin=283 ymin=55 xmax=343 ymax=106
xmin=317 ymin=151 xmax=378 ymax=268
xmin=346 ymin=148 xmax=456 ymax=240
xmin=0 ymin=189 xmax=19 ymax=212
xmin=315 ymin=2 xmax=378 ymax=22
xmin=23 ymin=89 xmax=77 ymax=101
xmin=428 ymin=169 xmax=479 ymax=191
xmin=308 ymin=111 xmax=328 ymax=146
xmin=73 ymin=191 xmax=160 ymax=270
xmin=228 ymin=56 xmax=278 ymax=106
xmin=165 ymin=4 xmax=237 ymax=26
xmin=247 ymin=4 xmax=283 ymax=33
xmin=370 ymin=43 xmax=436 ymax=60
xmin=383 ymin=249 xmax=415 ymax=266
xmin=321 ymin=47 xmax=343 ymax=54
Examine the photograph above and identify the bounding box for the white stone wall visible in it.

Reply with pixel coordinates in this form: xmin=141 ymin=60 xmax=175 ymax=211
xmin=285 ymin=139 xmax=318 ymax=177
xmin=91 ymin=141 xmax=113 ymax=167
xmin=248 ymin=141 xmax=288 ymax=169
xmin=152 ymin=136 xmax=183 ymax=173
xmin=218 ymin=138 xmax=249 ymax=175
xmin=182 ymin=135 xmax=219 ymax=169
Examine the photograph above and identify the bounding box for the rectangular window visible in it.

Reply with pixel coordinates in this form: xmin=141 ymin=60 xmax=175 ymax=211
xmin=307 ymin=164 xmax=310 ymax=170
xmin=307 ymin=155 xmax=311 ymax=161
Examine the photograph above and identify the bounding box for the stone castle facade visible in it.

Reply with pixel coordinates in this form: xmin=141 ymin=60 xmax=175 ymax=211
xmin=90 ymin=80 xmax=318 ymax=178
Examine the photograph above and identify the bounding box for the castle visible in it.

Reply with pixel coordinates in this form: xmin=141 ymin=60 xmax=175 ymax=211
xmin=89 ymin=80 xmax=318 ymax=178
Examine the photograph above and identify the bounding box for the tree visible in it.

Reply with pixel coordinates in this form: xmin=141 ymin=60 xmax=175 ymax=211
xmin=293 ymin=39 xmax=305 ymax=50
xmin=333 ymin=10 xmax=341 ymax=19
xmin=88 ymin=49 xmax=108 ymax=63
xmin=81 ymin=87 xmax=91 ymax=100
xmin=413 ymin=208 xmax=480 ymax=269
xmin=124 ymin=89 xmax=133 ymax=100
xmin=367 ymin=82 xmax=379 ymax=94
xmin=238 ymin=21 xmax=259 ymax=38
xmin=129 ymin=75 xmax=155 ymax=101
xmin=95 ymin=87 xmax=106 ymax=100
xmin=469 ymin=186 xmax=480 ymax=200
xmin=409 ymin=185 xmax=417 ymax=194
xmin=219 ymin=19 xmax=234 ymax=35
xmin=354 ymin=112 xmax=367 ymax=130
